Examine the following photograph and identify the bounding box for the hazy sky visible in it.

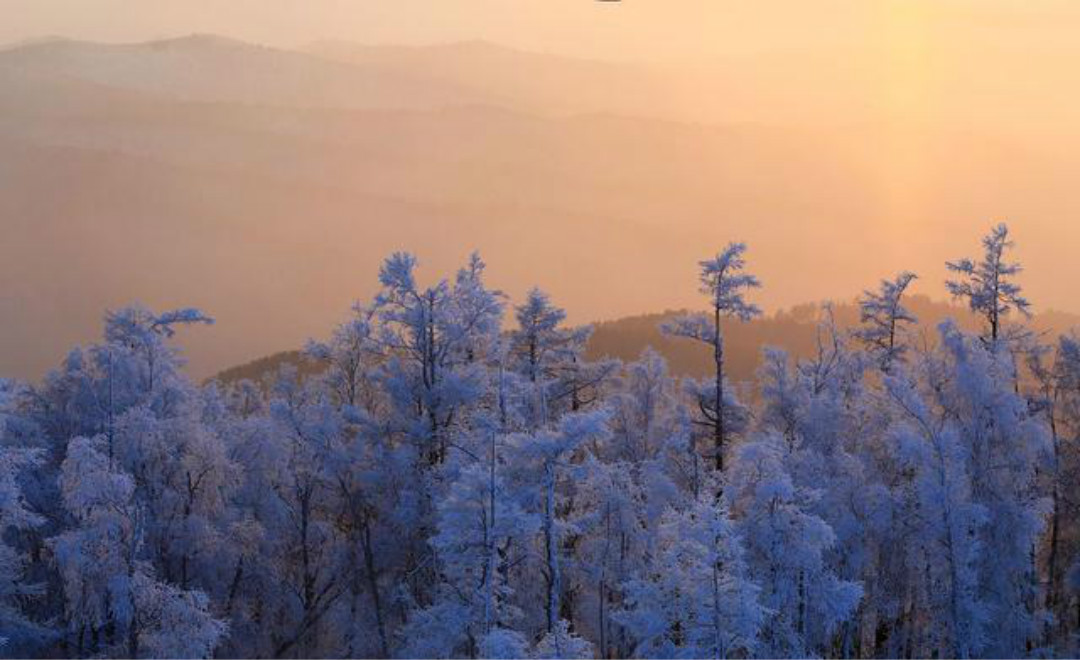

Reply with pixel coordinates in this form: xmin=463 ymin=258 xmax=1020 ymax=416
xmin=4 ymin=0 xmax=1080 ymax=62
xmin=7 ymin=0 xmax=1080 ymax=136
xmin=5 ymin=1 xmax=1080 ymax=379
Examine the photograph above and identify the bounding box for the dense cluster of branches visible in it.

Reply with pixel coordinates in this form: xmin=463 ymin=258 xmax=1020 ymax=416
xmin=1 ymin=224 xmax=1078 ymax=659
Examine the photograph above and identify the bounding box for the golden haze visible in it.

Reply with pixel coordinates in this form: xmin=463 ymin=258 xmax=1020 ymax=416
xmin=1 ymin=1 xmax=1079 ymax=379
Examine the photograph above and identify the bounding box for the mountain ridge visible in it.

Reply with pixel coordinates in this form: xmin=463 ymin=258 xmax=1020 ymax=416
xmin=209 ymin=296 xmax=1080 ymax=387
xmin=0 ymin=32 xmax=673 ymax=117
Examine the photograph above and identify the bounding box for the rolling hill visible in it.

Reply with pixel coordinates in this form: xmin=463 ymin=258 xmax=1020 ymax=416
xmin=210 ymin=296 xmax=1080 ymax=390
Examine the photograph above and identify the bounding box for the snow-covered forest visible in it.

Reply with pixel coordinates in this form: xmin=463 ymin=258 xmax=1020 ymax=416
xmin=1 ymin=224 xmax=1078 ymax=659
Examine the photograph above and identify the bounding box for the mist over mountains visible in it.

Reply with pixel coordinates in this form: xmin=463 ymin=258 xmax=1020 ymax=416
xmin=3 ymin=34 xmax=1079 ymax=381
xmin=2 ymin=35 xmax=680 ymax=114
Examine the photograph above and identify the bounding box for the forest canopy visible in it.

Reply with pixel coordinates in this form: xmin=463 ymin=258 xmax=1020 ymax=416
xmin=0 ymin=224 xmax=1078 ymax=659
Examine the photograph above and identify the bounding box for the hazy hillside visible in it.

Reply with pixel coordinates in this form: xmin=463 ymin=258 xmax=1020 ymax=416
xmin=3 ymin=35 xmax=1080 ymax=381
xmin=210 ymin=349 xmax=317 ymax=387
xmin=0 ymin=35 xmax=496 ymax=110
xmin=305 ymin=39 xmax=681 ymax=118
xmin=587 ymin=296 xmax=1080 ymax=381
xmin=211 ymin=296 xmax=1080 ymax=390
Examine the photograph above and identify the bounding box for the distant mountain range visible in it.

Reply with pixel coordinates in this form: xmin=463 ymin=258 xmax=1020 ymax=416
xmin=0 ymin=34 xmax=678 ymax=115
xmin=2 ymin=34 xmax=1078 ymax=382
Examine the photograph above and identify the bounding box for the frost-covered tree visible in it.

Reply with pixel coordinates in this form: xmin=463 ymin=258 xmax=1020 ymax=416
xmin=518 ymin=410 xmax=612 ymax=638
xmin=568 ymin=351 xmax=688 ymax=657
xmin=127 ymin=572 xmax=226 ymax=659
xmin=3 ymin=233 xmax=1077 ymax=659
xmin=1024 ymin=333 xmax=1080 ymax=651
xmin=664 ymin=243 xmax=762 ymax=471
xmin=756 ymin=318 xmax=894 ymax=658
xmin=53 ymin=436 xmax=224 ymax=658
xmin=946 ymin=223 xmax=1031 ymax=345
xmin=52 ymin=435 xmax=138 ymax=655
xmin=254 ymin=373 xmax=353 ymax=658
xmin=605 ymin=349 xmax=686 ymax=468
xmin=508 ymin=288 xmax=605 ymax=427
xmin=884 ymin=368 xmax=989 ymax=658
xmin=728 ymin=432 xmax=862 ymax=657
xmin=346 ymin=253 xmax=507 ymax=656
xmin=854 ymin=271 xmax=918 ymax=371
xmin=304 ymin=309 xmax=380 ymax=410
xmin=17 ymin=305 xmax=212 ymax=462
xmin=1068 ymin=560 xmax=1080 ymax=648
xmin=618 ymin=494 xmax=763 ymax=659
xmin=0 ymin=380 xmax=47 ymax=654
xmin=372 ymin=251 xmax=503 ymax=466
xmin=570 ymin=454 xmax=655 ymax=658
xmin=303 ymin=310 xmax=401 ymax=656
xmin=398 ymin=349 xmax=540 ymax=659
xmin=510 ymin=288 xmax=577 ymax=386
xmin=937 ymin=322 xmax=1048 ymax=656
xmin=400 ymin=441 xmax=538 ymax=658
xmin=881 ymin=321 xmax=1050 ymax=657
xmin=532 ymin=619 xmax=593 ymax=659
xmin=21 ymin=306 xmax=223 ymax=658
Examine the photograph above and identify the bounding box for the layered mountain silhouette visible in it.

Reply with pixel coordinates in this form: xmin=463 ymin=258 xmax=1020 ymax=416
xmin=2 ymin=35 xmax=1078 ymax=381
xmin=1 ymin=34 xmax=679 ymax=114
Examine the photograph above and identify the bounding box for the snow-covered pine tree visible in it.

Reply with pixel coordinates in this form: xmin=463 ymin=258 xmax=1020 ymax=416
xmin=854 ymin=271 xmax=918 ymax=371
xmin=663 ymin=243 xmax=762 ymax=472
xmin=946 ymin=223 xmax=1031 ymax=346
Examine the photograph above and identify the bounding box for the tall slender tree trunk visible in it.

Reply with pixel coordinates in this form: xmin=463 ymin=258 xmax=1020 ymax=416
xmin=598 ymin=577 xmax=607 ymax=659
xmin=361 ymin=520 xmax=390 ymax=658
xmin=225 ymin=556 xmax=244 ymax=616
xmin=1045 ymin=454 xmax=1061 ymax=648
xmin=298 ymin=487 xmax=317 ymax=657
xmin=127 ymin=561 xmax=139 ymax=659
xmin=714 ymin=303 xmax=725 ymax=472
xmin=797 ymin=569 xmax=807 ymax=648
xmin=544 ymin=462 xmax=560 ymax=636
xmin=712 ymin=557 xmax=724 ymax=660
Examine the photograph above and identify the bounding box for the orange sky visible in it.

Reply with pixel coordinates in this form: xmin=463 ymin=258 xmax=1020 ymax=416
xmin=3 ymin=1 xmax=1080 ymax=378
